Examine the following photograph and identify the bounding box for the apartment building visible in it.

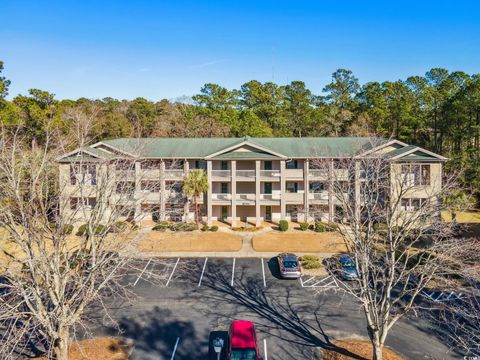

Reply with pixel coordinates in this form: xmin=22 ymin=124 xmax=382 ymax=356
xmin=57 ymin=136 xmax=446 ymax=226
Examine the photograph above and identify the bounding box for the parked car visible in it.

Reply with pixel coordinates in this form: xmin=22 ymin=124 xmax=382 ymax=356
xmin=327 ymin=254 xmax=361 ymax=281
xmin=277 ymin=253 xmax=301 ymax=279
xmin=227 ymin=320 xmax=261 ymax=360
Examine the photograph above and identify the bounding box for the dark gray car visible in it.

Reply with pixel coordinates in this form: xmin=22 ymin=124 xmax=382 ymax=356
xmin=277 ymin=253 xmax=301 ymax=279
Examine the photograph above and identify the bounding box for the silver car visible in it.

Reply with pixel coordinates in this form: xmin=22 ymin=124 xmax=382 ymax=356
xmin=277 ymin=253 xmax=301 ymax=279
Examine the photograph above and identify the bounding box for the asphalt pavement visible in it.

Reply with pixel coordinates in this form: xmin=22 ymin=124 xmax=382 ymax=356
xmin=88 ymin=257 xmax=461 ymax=360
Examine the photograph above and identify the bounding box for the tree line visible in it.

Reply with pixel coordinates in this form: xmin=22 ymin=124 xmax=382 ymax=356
xmin=0 ymin=61 xmax=479 ymax=201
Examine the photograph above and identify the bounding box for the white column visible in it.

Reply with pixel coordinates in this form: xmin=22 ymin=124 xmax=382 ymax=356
xmin=354 ymin=160 xmax=361 ymax=225
xmin=280 ymin=160 xmax=286 ymax=221
xmin=207 ymin=160 xmax=212 ymax=225
xmin=183 ymin=160 xmax=190 ymax=222
xmin=255 ymin=160 xmax=261 ymax=226
xmin=231 ymin=160 xmax=237 ymax=227
xmin=303 ymin=159 xmax=309 ymax=223
xmin=160 ymin=160 xmax=166 ymax=221
xmin=328 ymin=160 xmax=334 ymax=222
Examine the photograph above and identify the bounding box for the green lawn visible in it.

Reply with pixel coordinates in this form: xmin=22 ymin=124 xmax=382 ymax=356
xmin=442 ymin=211 xmax=480 ymax=223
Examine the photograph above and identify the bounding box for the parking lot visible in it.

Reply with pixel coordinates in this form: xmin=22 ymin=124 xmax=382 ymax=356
xmin=92 ymin=257 xmax=456 ymax=359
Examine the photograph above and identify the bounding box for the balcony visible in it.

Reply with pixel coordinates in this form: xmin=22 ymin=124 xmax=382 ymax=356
xmin=211 ymin=170 xmax=231 ymax=180
xmin=236 ymin=170 xmax=255 ymax=181
xmin=260 ymin=170 xmax=281 ymax=181
xmin=164 ymin=169 xmax=185 ymax=180
xmin=259 ymin=193 xmax=281 ymax=204
xmin=308 ymin=169 xmax=328 ymax=180
xmin=115 ymin=169 xmax=136 ymax=179
xmin=285 ymin=169 xmax=303 ymax=179
xmin=236 ymin=193 xmax=255 ymax=205
xmin=284 ymin=192 xmax=304 ymax=204
xmin=211 ymin=193 xmax=232 ymax=203
xmin=309 ymin=191 xmax=329 ymax=203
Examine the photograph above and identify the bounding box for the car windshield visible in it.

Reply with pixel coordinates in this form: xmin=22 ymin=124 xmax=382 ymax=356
xmin=283 ymin=260 xmax=298 ymax=269
xmin=231 ymin=349 xmax=257 ymax=360
xmin=340 ymin=258 xmax=355 ymax=268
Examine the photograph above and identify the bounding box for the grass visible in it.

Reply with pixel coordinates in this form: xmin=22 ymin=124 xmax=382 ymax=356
xmin=322 ymin=339 xmax=404 ymax=360
xmin=138 ymin=231 xmax=242 ymax=252
xmin=441 ymin=210 xmax=480 ymax=223
xmin=252 ymin=231 xmax=347 ymax=253
xmin=34 ymin=337 xmax=131 ymax=360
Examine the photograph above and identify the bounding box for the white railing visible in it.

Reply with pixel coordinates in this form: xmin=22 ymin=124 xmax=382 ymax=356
xmin=260 ymin=193 xmax=281 ymax=201
xmin=284 ymin=169 xmax=303 ymax=178
xmin=164 ymin=169 xmax=185 ymax=179
xmin=284 ymin=192 xmax=304 ymax=202
xmin=236 ymin=170 xmax=255 ymax=178
xmin=308 ymin=169 xmax=328 ymax=178
xmin=260 ymin=170 xmax=281 ymax=178
xmin=309 ymin=192 xmax=329 ymax=201
xmin=236 ymin=193 xmax=255 ymax=202
xmin=212 ymin=193 xmax=232 ymax=201
xmin=211 ymin=170 xmax=231 ymax=178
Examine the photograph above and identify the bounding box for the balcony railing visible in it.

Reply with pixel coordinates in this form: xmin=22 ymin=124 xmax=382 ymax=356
xmin=260 ymin=170 xmax=281 ymax=179
xmin=236 ymin=170 xmax=255 ymax=178
xmin=164 ymin=169 xmax=185 ymax=179
xmin=309 ymin=192 xmax=329 ymax=201
xmin=284 ymin=169 xmax=303 ymax=178
xmin=308 ymin=169 xmax=328 ymax=179
xmin=236 ymin=193 xmax=255 ymax=202
xmin=260 ymin=193 xmax=281 ymax=201
xmin=211 ymin=170 xmax=231 ymax=179
xmin=284 ymin=192 xmax=304 ymax=202
xmin=212 ymin=193 xmax=232 ymax=201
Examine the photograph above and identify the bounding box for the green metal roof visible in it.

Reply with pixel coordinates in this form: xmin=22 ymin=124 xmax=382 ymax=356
xmin=96 ymin=136 xmax=380 ymax=159
xmin=58 ymin=136 xmax=444 ymax=162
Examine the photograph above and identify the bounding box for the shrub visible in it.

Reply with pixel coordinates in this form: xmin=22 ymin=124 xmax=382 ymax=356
xmin=110 ymin=221 xmax=128 ymax=233
xmin=62 ymin=224 xmax=74 ymax=235
xmin=76 ymin=224 xmax=88 ymax=236
xmin=209 ymin=225 xmax=219 ymax=232
xmin=131 ymin=224 xmax=140 ymax=231
xmin=152 ymin=223 xmax=169 ymax=232
xmin=278 ymin=220 xmax=288 ymax=232
xmin=201 ymin=224 xmax=209 ymax=232
xmin=373 ymin=223 xmax=388 ymax=231
xmin=300 ymin=255 xmax=319 ymax=262
xmin=232 ymin=226 xmax=259 ymax=232
xmin=302 ymin=260 xmax=322 ymax=269
xmin=314 ymin=221 xmax=325 ymax=233
xmin=299 ymin=222 xmax=309 ymax=231
xmin=184 ymin=223 xmax=197 ymax=231
xmin=94 ymin=224 xmax=106 ymax=235
xmin=327 ymin=222 xmax=339 ymax=232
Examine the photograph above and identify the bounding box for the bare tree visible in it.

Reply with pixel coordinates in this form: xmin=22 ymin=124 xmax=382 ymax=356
xmin=310 ymin=139 xmax=469 ymax=360
xmin=0 ymin=120 xmax=172 ymax=359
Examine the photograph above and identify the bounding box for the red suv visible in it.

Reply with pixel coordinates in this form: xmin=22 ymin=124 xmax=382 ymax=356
xmin=227 ymin=320 xmax=261 ymax=360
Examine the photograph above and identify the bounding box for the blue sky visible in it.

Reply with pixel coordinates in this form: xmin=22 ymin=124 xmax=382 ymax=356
xmin=1 ymin=0 xmax=479 ymax=100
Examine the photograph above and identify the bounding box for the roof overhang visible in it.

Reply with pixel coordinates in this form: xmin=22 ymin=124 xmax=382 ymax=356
xmin=204 ymin=140 xmax=288 ymax=159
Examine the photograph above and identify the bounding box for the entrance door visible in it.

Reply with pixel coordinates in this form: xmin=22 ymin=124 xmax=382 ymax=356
xmin=265 ymin=206 xmax=272 ymax=221
xmin=221 ymin=206 xmax=228 ymax=222
xmin=264 ymin=182 xmax=272 ymax=194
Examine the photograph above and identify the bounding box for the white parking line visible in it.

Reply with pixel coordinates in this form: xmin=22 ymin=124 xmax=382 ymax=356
xmin=170 ymin=337 xmax=180 ymax=360
xmin=166 ymin=258 xmax=180 ymax=287
xmin=263 ymin=338 xmax=268 ymax=360
xmin=198 ymin=257 xmax=208 ymax=287
xmin=231 ymin=258 xmax=236 ymax=286
xmin=133 ymin=258 xmax=152 ymax=286
xmin=261 ymin=258 xmax=266 ymax=288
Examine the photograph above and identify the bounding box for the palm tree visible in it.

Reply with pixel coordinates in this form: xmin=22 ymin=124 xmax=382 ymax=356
xmin=182 ymin=169 xmax=208 ymax=227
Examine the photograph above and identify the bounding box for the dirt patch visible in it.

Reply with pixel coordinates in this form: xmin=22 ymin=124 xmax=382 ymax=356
xmin=252 ymin=231 xmax=347 ymax=253
xmin=322 ymin=339 xmax=404 ymax=360
xmin=138 ymin=231 xmax=242 ymax=252
xmin=34 ymin=337 xmax=132 ymax=360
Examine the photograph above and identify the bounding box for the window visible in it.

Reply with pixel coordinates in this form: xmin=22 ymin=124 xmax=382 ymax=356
xmin=70 ymin=197 xmax=96 ymax=210
xmin=70 ymin=164 xmax=96 ymax=185
xmin=221 ymin=183 xmax=228 ymax=194
xmin=401 ymin=164 xmax=431 ymax=186
xmin=264 ymin=161 xmax=272 ymax=170
xmin=220 ymin=161 xmax=229 ymax=170
xmin=141 ymin=181 xmax=161 ymax=192
xmin=400 ymin=198 xmax=424 ymax=212
xmin=286 ymin=182 xmax=298 ymax=193
xmin=286 ymin=160 xmax=298 ymax=169
xmin=309 ymin=182 xmax=327 ymax=193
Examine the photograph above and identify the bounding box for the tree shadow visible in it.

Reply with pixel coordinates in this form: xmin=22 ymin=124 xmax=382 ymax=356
xmin=192 ymin=263 xmax=365 ymax=359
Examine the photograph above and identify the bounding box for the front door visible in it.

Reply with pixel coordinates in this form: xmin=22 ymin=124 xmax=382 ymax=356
xmin=221 ymin=206 xmax=228 ymax=222
xmin=265 ymin=206 xmax=272 ymax=221
xmin=264 ymin=182 xmax=272 ymax=194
